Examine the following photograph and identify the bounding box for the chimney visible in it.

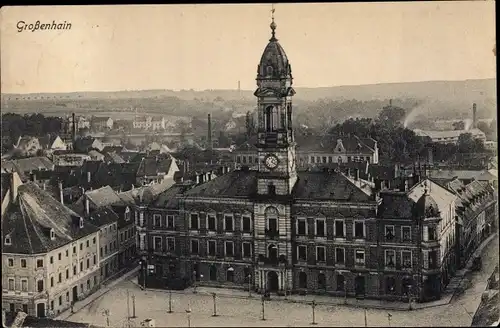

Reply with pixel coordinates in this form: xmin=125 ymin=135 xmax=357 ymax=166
xmin=72 ymin=113 xmax=77 ymax=142
xmin=354 ymin=168 xmax=359 ymax=181
xmin=208 ymin=171 xmax=212 ymax=181
xmin=472 ymin=103 xmax=477 ymax=129
xmin=59 ymin=180 xmax=64 ymax=205
xmin=207 ymin=114 xmax=213 ymax=150
xmin=87 ymin=171 xmax=91 ymax=183
xmin=427 ymin=148 xmax=433 ymax=166
xmin=85 ymin=195 xmax=90 ymax=215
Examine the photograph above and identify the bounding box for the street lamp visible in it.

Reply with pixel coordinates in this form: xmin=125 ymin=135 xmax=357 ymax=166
xmin=185 ymin=303 xmax=192 ymax=328
xmin=407 ymin=285 xmax=413 ymax=310
xmin=344 ymin=282 xmax=348 ymax=305
xmin=387 ymin=313 xmax=392 ymax=327
xmin=212 ymin=292 xmax=218 ymax=317
xmin=168 ymin=289 xmax=173 ymax=314
xmin=247 ymin=274 xmax=252 ymax=297
xmin=102 ymin=309 xmax=110 ymax=327
xmin=261 ymin=295 xmax=266 ymax=321
xmin=311 ymin=300 xmax=317 ymax=325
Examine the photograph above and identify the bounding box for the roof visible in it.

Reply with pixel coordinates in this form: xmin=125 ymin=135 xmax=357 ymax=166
xmin=102 ymin=145 xmax=124 ymax=154
xmin=38 ymin=134 xmax=60 ymax=149
xmin=88 ymin=150 xmax=104 ymax=158
xmin=2 ymin=182 xmax=99 ymax=254
xmin=86 ymin=186 xmax=124 ymax=207
xmin=295 ymin=134 xmax=375 ymax=154
xmin=92 ymin=116 xmax=111 ymax=123
xmin=87 ymin=206 xmax=119 ymax=227
xmin=2 ymin=157 xmax=54 ymax=173
xmin=428 ymin=169 xmax=483 ymax=181
xmin=137 ymin=155 xmax=174 ymax=177
xmin=378 ymin=192 xmax=415 ymax=219
xmin=104 ymin=151 xmax=125 ymax=164
xmin=414 ymin=128 xmax=486 ymax=139
xmin=152 ymin=184 xmax=187 ymax=208
xmin=184 ymin=170 xmax=258 ymax=198
xmin=257 ymin=24 xmax=291 ymax=80
xmin=3 ymin=312 xmax=91 ymax=328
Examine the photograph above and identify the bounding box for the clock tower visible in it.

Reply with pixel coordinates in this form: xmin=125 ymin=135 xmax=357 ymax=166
xmin=254 ymin=13 xmax=297 ymax=196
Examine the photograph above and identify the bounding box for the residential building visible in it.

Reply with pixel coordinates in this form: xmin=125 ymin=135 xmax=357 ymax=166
xmin=13 ymin=136 xmax=42 ymax=157
xmin=135 ymin=154 xmax=180 ymax=186
xmin=39 ymin=135 xmax=67 ymax=153
xmin=76 ymin=116 xmax=91 ymax=130
xmin=52 ymin=154 xmax=91 ymax=167
xmin=1 ymin=172 xmax=100 ymax=318
xmin=73 ymin=137 xmax=104 ymax=153
xmin=90 ymin=117 xmax=113 ymax=131
xmin=133 ymin=116 xmax=166 ymax=131
xmin=413 ymin=128 xmax=486 ymax=145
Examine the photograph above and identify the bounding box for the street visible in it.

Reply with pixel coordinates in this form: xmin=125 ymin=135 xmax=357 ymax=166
xmin=65 ymin=237 xmax=498 ymax=327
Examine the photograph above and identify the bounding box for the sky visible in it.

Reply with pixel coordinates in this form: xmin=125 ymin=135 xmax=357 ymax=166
xmin=0 ymin=2 xmax=496 ymax=94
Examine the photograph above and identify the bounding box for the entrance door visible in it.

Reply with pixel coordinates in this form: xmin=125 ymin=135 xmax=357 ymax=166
xmin=267 ymin=271 xmax=279 ymax=292
xmin=355 ymin=276 xmax=366 ymax=297
xmin=72 ymin=286 xmax=78 ymax=303
xmin=36 ymin=303 xmax=46 ymax=318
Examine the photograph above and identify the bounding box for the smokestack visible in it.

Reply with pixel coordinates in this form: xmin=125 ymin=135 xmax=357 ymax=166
xmin=238 ymin=80 xmax=241 ymax=93
xmin=389 ymin=99 xmax=392 ymax=107
xmin=472 ymin=103 xmax=477 ymax=129
xmin=207 ymin=114 xmax=212 ymax=150
xmin=72 ymin=113 xmax=76 ymax=142
xmin=59 ymin=180 xmax=64 ymax=205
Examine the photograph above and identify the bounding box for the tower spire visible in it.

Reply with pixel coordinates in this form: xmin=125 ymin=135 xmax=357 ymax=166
xmin=270 ymin=4 xmax=277 ymax=41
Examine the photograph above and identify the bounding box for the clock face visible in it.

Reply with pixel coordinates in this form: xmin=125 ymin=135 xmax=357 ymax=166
xmin=265 ymin=154 xmax=279 ymax=169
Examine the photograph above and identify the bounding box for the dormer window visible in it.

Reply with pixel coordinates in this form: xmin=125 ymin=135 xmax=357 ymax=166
xmin=50 ymin=229 xmax=55 ymax=240
xmin=79 ymin=218 xmax=84 ymax=228
xmin=5 ymin=235 xmax=12 ymax=245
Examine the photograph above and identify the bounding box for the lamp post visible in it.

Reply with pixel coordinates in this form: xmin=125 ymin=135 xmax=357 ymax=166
xmin=408 ymin=285 xmax=413 ymax=310
xmin=131 ymin=294 xmax=136 ymax=318
xmin=168 ymin=289 xmax=173 ymax=313
xmin=186 ymin=303 xmax=192 ymax=328
xmin=261 ymin=295 xmax=266 ymax=321
xmin=344 ymin=283 xmax=348 ymax=305
xmin=192 ymin=270 xmax=197 ymax=294
xmin=364 ymin=308 xmax=368 ymax=328
xmin=311 ymin=300 xmax=317 ymax=325
xmin=387 ymin=313 xmax=392 ymax=327
xmin=247 ymin=274 xmax=252 ymax=297
xmin=212 ymin=293 xmax=218 ymax=317
xmin=102 ymin=309 xmax=110 ymax=327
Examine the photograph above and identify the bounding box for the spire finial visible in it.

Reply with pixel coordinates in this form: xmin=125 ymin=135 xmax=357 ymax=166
xmin=270 ymin=4 xmax=277 ymax=41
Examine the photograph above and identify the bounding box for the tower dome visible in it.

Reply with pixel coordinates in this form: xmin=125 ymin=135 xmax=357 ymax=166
xmin=257 ymin=13 xmax=292 ymax=80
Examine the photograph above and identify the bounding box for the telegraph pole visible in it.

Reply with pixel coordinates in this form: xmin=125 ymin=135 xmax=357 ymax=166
xmin=311 ymin=300 xmax=317 ymax=325
xmin=364 ymin=308 xmax=368 ymax=327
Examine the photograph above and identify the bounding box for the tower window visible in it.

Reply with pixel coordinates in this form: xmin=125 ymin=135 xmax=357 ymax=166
xmin=268 ymin=183 xmax=276 ymax=195
xmin=266 ymin=66 xmax=273 ymax=75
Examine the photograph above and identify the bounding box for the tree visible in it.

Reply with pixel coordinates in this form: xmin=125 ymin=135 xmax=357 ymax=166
xmin=245 ymin=111 xmax=256 ymax=138
xmin=457 ymin=133 xmax=481 ymax=153
xmin=376 ymin=104 xmax=407 ymax=127
xmin=452 ymin=121 xmax=465 ymax=130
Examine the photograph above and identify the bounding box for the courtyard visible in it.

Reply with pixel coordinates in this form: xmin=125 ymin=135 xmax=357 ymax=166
xmin=64 ymin=237 xmax=498 ymax=327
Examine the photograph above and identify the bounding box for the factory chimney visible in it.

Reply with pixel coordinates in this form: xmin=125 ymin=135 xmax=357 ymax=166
xmin=472 ymin=103 xmax=477 ymax=129
xmin=72 ymin=113 xmax=76 ymax=141
xmin=238 ymin=80 xmax=241 ymax=93
xmin=207 ymin=113 xmax=212 ymax=150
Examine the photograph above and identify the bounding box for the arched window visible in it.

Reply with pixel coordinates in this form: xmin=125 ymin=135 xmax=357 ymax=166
xmin=226 ymin=267 xmax=234 ymax=282
xmin=299 ymin=272 xmax=307 ymax=289
xmin=266 ymin=66 xmax=274 ymax=76
xmin=37 ymin=279 xmax=44 ymax=292
xmin=210 ymin=265 xmax=217 ymax=281
xmin=268 ymin=244 xmax=278 ymax=262
xmin=265 ymin=207 xmax=278 ymax=233
xmin=267 ymin=183 xmax=276 ymax=196
xmin=265 ymin=106 xmax=274 ymax=132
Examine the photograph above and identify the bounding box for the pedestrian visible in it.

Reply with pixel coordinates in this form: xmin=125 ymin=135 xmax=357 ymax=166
xmin=70 ymin=301 xmax=74 ymax=314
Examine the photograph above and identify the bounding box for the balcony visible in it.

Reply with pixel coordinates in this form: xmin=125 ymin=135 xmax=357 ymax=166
xmin=257 ymin=254 xmax=288 ymax=266
xmin=265 ymin=229 xmax=280 ymax=239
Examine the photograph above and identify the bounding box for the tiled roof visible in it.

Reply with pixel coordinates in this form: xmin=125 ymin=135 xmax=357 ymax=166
xmin=368 ymin=164 xmax=395 ymax=180
xmin=295 ymin=134 xmax=375 ymax=154
xmin=292 ymin=171 xmax=373 ymax=202
xmin=117 ymin=177 xmax=176 ymax=205
xmin=2 ymin=157 xmax=54 ymax=174
xmin=2 ymin=182 xmax=99 ymax=254
xmin=88 ymin=150 xmax=104 ymax=158
xmin=136 ymin=155 xmax=173 ymax=177
xmin=38 ymin=134 xmax=60 ymax=149
xmin=152 ymin=184 xmax=186 ymax=208
xmin=184 ymin=170 xmax=258 ymax=198
xmin=86 ymin=206 xmax=119 ymax=227
xmin=104 ymin=152 xmax=125 ymax=164
xmin=86 ymin=186 xmax=124 ymax=207
xmin=102 ymin=146 xmax=124 ymax=154
xmin=378 ymin=192 xmax=415 ymax=219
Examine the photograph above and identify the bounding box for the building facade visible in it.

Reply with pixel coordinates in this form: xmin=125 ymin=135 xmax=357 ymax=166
xmin=1 ymin=173 xmax=101 ymax=318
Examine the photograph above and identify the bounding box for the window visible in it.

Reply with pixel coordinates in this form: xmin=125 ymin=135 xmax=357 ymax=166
xmin=66 ymin=269 xmax=69 ymax=279
xmin=190 ymin=213 xmax=199 ymax=230
xmin=8 ymin=258 xmax=14 ymax=267
xmin=166 ymin=215 xmax=175 ymax=229
xmin=153 ymin=236 xmax=162 ymax=250
xmin=386 ymin=277 xmax=396 ymax=293
xmin=73 ymin=266 xmax=77 ymax=275
xmin=316 ymin=219 xmax=326 ymax=237
xmin=402 ymin=226 xmax=411 ymax=241
xmin=310 ymin=156 xmax=315 ymax=163
xmin=385 ymin=225 xmax=395 ymax=241
xmin=105 ymin=245 xmax=108 ymax=255
xmin=21 ymin=279 xmax=27 ymax=292
xmin=428 ymin=250 xmax=438 ymax=269
xmin=335 ymin=220 xmax=345 ymax=237
xmin=93 ymin=255 xmax=96 ymax=265
xmin=59 ymin=296 xmax=63 ymax=306
xmin=428 ymin=226 xmax=437 ymax=241
xmin=242 ymin=156 xmax=247 ymax=164
xmin=86 ymin=258 xmax=90 ymax=269
xmin=268 ymin=184 xmax=276 ymax=195
xmin=385 ymin=250 xmax=395 ymax=267
xmin=225 ymin=241 xmax=234 ymax=257
xmin=37 ymin=279 xmax=44 ymax=292
xmin=50 ymin=256 xmax=53 ymax=264
xmin=297 ymin=245 xmax=307 ymax=261
xmin=100 ymin=247 xmax=103 ymax=257
xmin=8 ymin=278 xmax=14 ymax=290
xmin=207 ymin=214 xmax=216 ymax=231
xmin=242 ymin=216 xmax=251 ymax=232
xmin=224 ymin=215 xmax=234 ymax=232
xmin=236 ymin=156 xmax=241 ymax=163
xmin=66 ymin=249 xmax=69 ymax=257
xmin=208 ymin=240 xmax=216 ymax=256
xmin=80 ymin=243 xmax=83 ymax=250
xmin=58 ymin=253 xmax=62 ymax=261
xmin=80 ymin=261 xmax=83 ymax=271
xmin=322 ymin=156 xmax=327 ymax=163
xmin=73 ymin=246 xmax=76 ymax=254
xmin=318 ymin=273 xmax=326 ymax=289
xmin=58 ymin=272 xmax=62 ymax=283
xmin=354 ymin=221 xmax=365 ymax=239
xmin=268 ymin=217 xmax=278 ymax=233
xmin=166 ymin=237 xmax=175 ymax=252
xmin=36 ymin=259 xmax=44 ymax=268
xmin=153 ymin=214 xmax=161 ymax=227
xmin=21 ymin=259 xmax=26 ymax=268
xmin=50 ymin=301 xmax=54 ymax=310
xmin=297 ymin=218 xmax=307 ymax=235
xmin=191 ymin=239 xmax=199 ymax=254
xmin=335 ymin=248 xmax=345 ymax=264
xmin=316 ymin=246 xmax=326 ymax=262
xmin=5 ymin=236 xmax=11 ymax=245
xmin=242 ymin=242 xmax=252 ymax=258
xmin=402 ymin=251 xmax=412 ymax=268
xmin=355 ymin=249 xmax=365 ymax=265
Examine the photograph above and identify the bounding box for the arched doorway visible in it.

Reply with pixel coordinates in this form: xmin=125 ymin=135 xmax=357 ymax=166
xmin=267 ymin=271 xmax=279 ymax=292
xmin=36 ymin=302 xmax=46 ymax=318
xmin=299 ymin=271 xmax=308 ymax=289
xmin=355 ymin=276 xmax=365 ymax=297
